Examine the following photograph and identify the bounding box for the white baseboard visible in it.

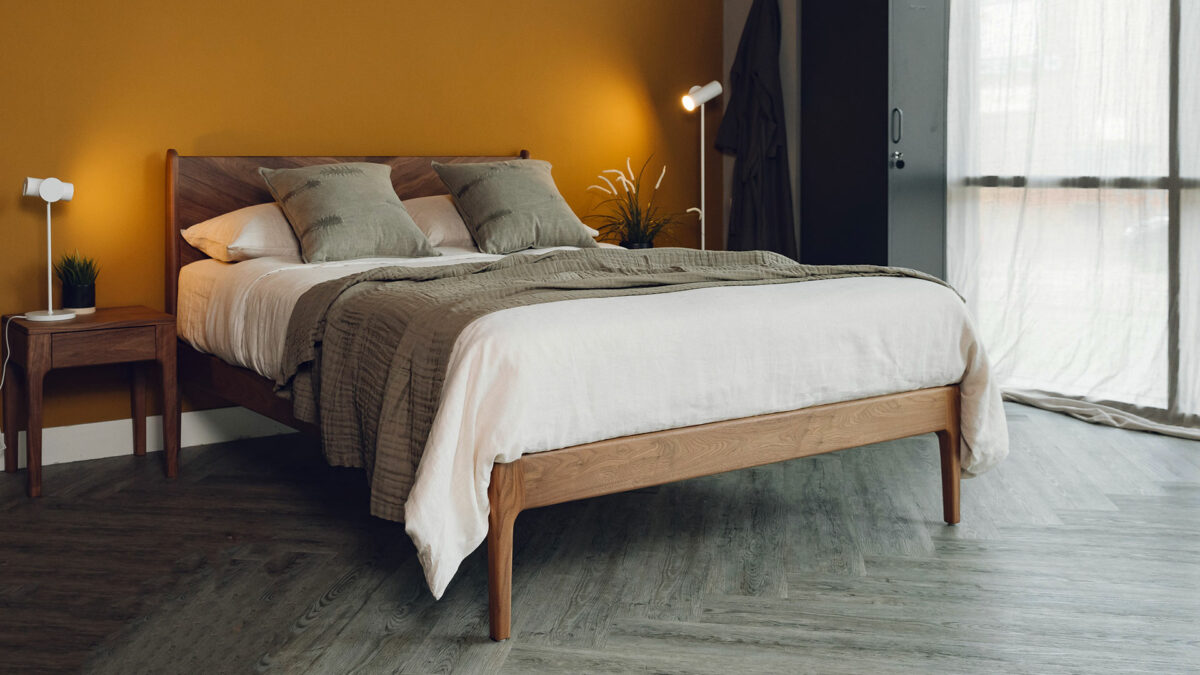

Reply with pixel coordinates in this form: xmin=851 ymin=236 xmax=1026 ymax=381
xmin=0 ymin=407 xmax=295 ymax=468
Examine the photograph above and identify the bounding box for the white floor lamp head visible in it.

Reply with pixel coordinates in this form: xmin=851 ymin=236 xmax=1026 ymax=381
xmin=682 ymin=81 xmax=723 ymax=112
xmin=682 ymin=80 xmax=724 ymax=250
xmin=22 ymin=177 xmax=76 ymax=322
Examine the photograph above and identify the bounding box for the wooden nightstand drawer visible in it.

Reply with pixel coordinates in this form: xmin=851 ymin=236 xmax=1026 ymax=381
xmin=52 ymin=326 xmax=157 ymax=368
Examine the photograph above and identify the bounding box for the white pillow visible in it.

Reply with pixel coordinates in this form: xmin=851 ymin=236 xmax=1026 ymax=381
xmin=182 ymin=203 xmax=301 ymax=262
xmin=405 ymin=194 xmax=601 ymax=249
xmin=404 ymin=194 xmax=476 ymax=248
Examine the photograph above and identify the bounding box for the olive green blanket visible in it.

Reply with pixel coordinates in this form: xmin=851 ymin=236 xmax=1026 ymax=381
xmin=279 ymin=247 xmax=947 ymax=522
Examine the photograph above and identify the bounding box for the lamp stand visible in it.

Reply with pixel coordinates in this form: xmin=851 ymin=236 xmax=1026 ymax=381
xmin=682 ymin=80 xmax=722 ymax=250
xmin=25 ymin=202 xmax=75 ymax=322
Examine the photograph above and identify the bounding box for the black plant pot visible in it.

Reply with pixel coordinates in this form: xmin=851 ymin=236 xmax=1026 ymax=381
xmin=621 ymin=241 xmax=654 ymax=249
xmin=62 ymin=283 xmax=95 ymax=313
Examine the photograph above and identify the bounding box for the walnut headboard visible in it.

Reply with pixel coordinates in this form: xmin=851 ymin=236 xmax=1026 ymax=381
xmin=165 ymin=149 xmax=529 ymax=314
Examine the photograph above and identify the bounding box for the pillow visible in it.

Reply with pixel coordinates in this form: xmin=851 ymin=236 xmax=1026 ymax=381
xmin=405 ymin=193 xmax=601 ymax=250
xmin=403 ymin=194 xmax=475 ymax=249
xmin=259 ymin=162 xmax=439 ymax=263
xmin=181 ymin=203 xmax=301 ymax=262
xmin=432 ymin=159 xmax=598 ymax=254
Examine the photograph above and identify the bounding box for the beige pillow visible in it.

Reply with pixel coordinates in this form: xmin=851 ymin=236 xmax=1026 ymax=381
xmin=182 ymin=203 xmax=301 ymax=262
xmin=260 ymin=162 xmax=439 ymax=263
xmin=403 ymin=194 xmax=475 ymax=248
xmin=432 ymin=159 xmax=598 ymax=254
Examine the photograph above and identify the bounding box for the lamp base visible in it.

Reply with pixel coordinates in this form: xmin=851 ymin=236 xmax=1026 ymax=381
xmin=25 ymin=309 xmax=76 ymax=322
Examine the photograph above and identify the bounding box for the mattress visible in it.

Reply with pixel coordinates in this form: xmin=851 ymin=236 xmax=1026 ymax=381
xmin=178 ymin=246 xmax=1008 ymax=596
xmin=179 ymin=246 xmax=496 ymax=382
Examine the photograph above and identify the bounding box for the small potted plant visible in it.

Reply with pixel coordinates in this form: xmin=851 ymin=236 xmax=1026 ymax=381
xmin=54 ymin=250 xmax=100 ymax=315
xmin=587 ymin=157 xmax=678 ymax=248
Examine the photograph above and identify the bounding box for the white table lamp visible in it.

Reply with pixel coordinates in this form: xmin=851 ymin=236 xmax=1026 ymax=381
xmin=682 ymin=80 xmax=723 ymax=251
xmin=21 ymin=177 xmax=76 ymax=322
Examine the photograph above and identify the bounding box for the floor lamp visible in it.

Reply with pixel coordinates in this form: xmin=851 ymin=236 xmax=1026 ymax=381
xmin=682 ymin=80 xmax=723 ymax=250
xmin=21 ymin=177 xmax=76 ymax=322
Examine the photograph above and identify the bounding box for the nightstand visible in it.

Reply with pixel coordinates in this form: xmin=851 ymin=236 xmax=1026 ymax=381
xmin=1 ymin=306 xmax=179 ymax=496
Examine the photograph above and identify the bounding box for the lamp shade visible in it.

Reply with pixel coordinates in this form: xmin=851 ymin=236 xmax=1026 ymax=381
xmin=682 ymin=80 xmax=723 ymax=111
xmin=22 ymin=177 xmax=74 ymax=203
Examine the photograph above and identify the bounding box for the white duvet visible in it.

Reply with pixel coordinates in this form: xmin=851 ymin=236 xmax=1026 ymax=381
xmin=178 ymin=247 xmax=1008 ymax=598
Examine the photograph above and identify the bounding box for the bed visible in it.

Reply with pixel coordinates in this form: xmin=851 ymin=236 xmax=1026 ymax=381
xmin=166 ymin=150 xmax=1007 ymax=641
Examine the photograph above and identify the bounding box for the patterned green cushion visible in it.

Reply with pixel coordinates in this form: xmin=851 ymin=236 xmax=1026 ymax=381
xmin=432 ymin=159 xmax=597 ymax=255
xmin=259 ymin=162 xmax=438 ymax=263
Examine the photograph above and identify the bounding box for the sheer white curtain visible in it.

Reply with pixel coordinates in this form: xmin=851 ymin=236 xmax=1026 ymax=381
xmin=948 ymin=0 xmax=1200 ymax=436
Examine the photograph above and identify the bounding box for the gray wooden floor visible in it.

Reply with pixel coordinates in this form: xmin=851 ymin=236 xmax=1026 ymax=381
xmin=1 ymin=403 xmax=1197 ymax=674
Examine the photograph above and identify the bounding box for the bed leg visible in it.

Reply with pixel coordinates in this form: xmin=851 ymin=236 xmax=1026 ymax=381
xmin=487 ymin=461 xmax=525 ymax=641
xmin=936 ymin=426 xmax=961 ymax=525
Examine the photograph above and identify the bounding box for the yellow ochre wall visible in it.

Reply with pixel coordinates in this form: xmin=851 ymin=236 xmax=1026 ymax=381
xmin=0 ymin=0 xmax=724 ymax=428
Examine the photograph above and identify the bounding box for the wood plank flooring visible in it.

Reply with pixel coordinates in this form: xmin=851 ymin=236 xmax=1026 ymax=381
xmin=0 ymin=403 xmax=1196 ymax=673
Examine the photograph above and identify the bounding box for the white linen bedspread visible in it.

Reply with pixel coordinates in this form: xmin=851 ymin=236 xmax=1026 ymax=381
xmin=178 ymin=248 xmax=1009 ymax=598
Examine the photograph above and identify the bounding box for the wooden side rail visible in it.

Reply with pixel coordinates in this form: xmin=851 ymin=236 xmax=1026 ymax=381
xmin=485 ymin=385 xmax=962 ymax=640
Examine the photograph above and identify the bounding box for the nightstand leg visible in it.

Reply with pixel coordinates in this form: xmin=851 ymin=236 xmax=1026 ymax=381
xmin=25 ymin=369 xmax=44 ymax=498
xmin=131 ymin=364 xmax=147 ymax=457
xmin=157 ymin=328 xmax=179 ymax=478
xmin=3 ymin=365 xmax=21 ymax=473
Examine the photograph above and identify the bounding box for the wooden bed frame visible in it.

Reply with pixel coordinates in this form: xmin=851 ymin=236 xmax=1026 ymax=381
xmin=165 ymin=150 xmax=962 ymax=641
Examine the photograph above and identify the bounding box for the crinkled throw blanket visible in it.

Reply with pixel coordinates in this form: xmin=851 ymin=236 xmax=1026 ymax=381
xmin=278 ymin=248 xmax=950 ymax=523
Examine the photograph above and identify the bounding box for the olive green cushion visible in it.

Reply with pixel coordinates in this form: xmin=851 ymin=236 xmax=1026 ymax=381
xmin=432 ymin=159 xmax=597 ymax=254
xmin=259 ymin=162 xmax=439 ymax=263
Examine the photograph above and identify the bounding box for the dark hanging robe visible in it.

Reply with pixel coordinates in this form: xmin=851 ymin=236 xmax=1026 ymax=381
xmin=716 ymin=0 xmax=797 ymax=259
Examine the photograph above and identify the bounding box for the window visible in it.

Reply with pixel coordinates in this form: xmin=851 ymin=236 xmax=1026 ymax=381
xmin=948 ymin=0 xmax=1199 ymax=430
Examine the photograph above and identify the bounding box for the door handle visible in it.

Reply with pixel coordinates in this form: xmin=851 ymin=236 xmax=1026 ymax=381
xmin=891 ymin=107 xmax=903 ymax=144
